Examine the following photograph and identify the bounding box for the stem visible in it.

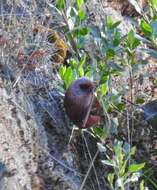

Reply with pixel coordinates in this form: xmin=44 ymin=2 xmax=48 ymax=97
xmin=61 ymin=10 xmax=80 ymax=59
xmin=79 ymin=150 xmax=99 ymax=190
xmin=82 ymin=93 xmax=95 ymax=128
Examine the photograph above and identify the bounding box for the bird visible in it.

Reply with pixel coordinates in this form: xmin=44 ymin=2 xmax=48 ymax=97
xmin=64 ymin=77 xmax=101 ymax=128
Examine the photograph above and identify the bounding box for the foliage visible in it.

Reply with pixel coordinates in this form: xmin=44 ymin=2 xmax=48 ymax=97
xmin=100 ymin=141 xmax=145 ymax=190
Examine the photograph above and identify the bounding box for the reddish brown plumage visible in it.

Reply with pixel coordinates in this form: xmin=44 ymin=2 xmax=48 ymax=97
xmin=64 ymin=77 xmax=101 ymax=128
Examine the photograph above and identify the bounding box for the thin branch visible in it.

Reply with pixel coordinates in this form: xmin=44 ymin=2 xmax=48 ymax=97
xmin=82 ymin=131 xmax=101 ymax=190
xmin=79 ymin=150 xmax=99 ymax=190
xmin=82 ymin=93 xmax=95 ymax=128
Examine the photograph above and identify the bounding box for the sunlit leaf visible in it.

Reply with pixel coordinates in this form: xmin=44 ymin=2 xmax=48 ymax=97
xmin=140 ymin=180 xmax=145 ymax=190
xmin=97 ymin=143 xmax=106 ymax=152
xmin=92 ymin=127 xmax=107 ymax=139
xmin=150 ymin=0 xmax=157 ymax=8
xmin=99 ymin=83 xmax=108 ymax=96
xmin=78 ymin=10 xmax=86 ymax=20
xmin=59 ymin=65 xmax=66 ymax=79
xmin=77 ymin=0 xmax=84 ymax=9
xmin=64 ymin=67 xmax=75 ymax=88
xmin=107 ymin=173 xmax=114 ymax=186
xmin=101 ymin=160 xmax=114 ymax=167
xmin=129 ymin=163 xmax=145 ymax=172
xmin=78 ymin=66 xmax=84 ymax=76
xmin=56 ymin=0 xmax=65 ymax=10
xmin=140 ymin=20 xmax=152 ymax=37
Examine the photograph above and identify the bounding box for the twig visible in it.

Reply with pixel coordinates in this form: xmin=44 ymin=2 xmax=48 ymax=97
xmin=61 ymin=10 xmax=81 ymax=59
xmin=82 ymin=93 xmax=95 ymax=128
xmin=82 ymin=131 xmax=101 ymax=190
xmin=79 ymin=150 xmax=99 ymax=190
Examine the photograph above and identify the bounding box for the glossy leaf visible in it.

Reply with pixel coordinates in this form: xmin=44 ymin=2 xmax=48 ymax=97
xmin=140 ymin=20 xmax=152 ymax=37
xmin=59 ymin=65 xmax=66 ymax=79
xmin=99 ymin=83 xmax=108 ymax=96
xmin=101 ymin=160 xmax=114 ymax=167
xmin=97 ymin=143 xmax=106 ymax=152
xmin=107 ymin=173 xmax=114 ymax=186
xmin=128 ymin=163 xmax=145 ymax=172
xmin=93 ymin=127 xmax=107 ymax=139
xmin=64 ymin=67 xmax=75 ymax=88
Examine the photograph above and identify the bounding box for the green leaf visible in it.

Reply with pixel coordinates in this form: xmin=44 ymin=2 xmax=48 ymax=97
xmin=123 ymin=142 xmax=131 ymax=155
xmin=150 ymin=0 xmax=157 ymax=8
xmin=99 ymin=83 xmax=108 ymax=96
xmin=126 ymin=30 xmax=140 ymax=50
xmin=97 ymin=143 xmax=106 ymax=152
xmin=69 ymin=59 xmax=78 ymax=69
xmin=111 ymin=94 xmax=121 ymax=105
xmin=107 ymin=173 xmax=114 ymax=186
xmin=140 ymin=20 xmax=152 ymax=37
xmin=64 ymin=67 xmax=75 ymax=88
xmin=106 ymin=16 xmax=113 ymax=29
xmin=101 ymin=160 xmax=114 ymax=167
xmin=78 ymin=66 xmax=84 ymax=76
xmin=78 ymin=10 xmax=86 ymax=20
xmin=106 ymin=16 xmax=120 ymax=29
xmin=119 ymin=159 xmax=127 ymax=177
xmin=125 ymin=172 xmax=141 ymax=183
xmin=140 ymin=180 xmax=145 ymax=190
xmin=136 ymin=98 xmax=145 ymax=104
xmin=56 ymin=0 xmax=65 ymax=10
xmin=77 ymin=0 xmax=84 ymax=9
xmin=143 ymin=48 xmax=157 ymax=59
xmin=90 ymin=26 xmax=101 ymax=39
xmin=110 ymin=118 xmax=118 ymax=135
xmin=59 ymin=65 xmax=66 ymax=79
xmin=73 ymin=27 xmax=89 ymax=38
xmin=106 ymin=49 xmax=115 ymax=59
xmin=113 ymin=31 xmax=121 ymax=46
xmin=130 ymin=146 xmax=136 ymax=156
xmin=154 ymin=77 xmax=157 ymax=86
xmin=92 ymin=127 xmax=107 ymax=139
xmin=80 ymin=55 xmax=86 ymax=66
xmin=80 ymin=27 xmax=89 ymax=36
xmin=111 ymin=21 xmax=121 ymax=29
xmin=77 ymin=36 xmax=87 ymax=48
xmin=116 ymin=103 xmax=125 ymax=112
xmin=69 ymin=7 xmax=76 ymax=17
xmin=150 ymin=20 xmax=157 ymax=37
xmin=129 ymin=163 xmax=145 ymax=172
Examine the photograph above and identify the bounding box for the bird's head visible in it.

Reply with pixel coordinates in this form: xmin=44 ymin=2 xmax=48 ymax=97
xmin=74 ymin=77 xmax=97 ymax=94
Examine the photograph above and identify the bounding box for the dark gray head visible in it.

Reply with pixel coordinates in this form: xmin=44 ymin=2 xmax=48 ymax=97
xmin=71 ymin=77 xmax=96 ymax=94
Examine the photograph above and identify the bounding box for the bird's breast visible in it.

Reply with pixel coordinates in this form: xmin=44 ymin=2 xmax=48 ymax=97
xmin=64 ymin=89 xmax=93 ymax=126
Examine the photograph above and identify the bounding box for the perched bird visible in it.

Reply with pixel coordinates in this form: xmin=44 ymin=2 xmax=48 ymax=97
xmin=64 ymin=77 xmax=101 ymax=128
